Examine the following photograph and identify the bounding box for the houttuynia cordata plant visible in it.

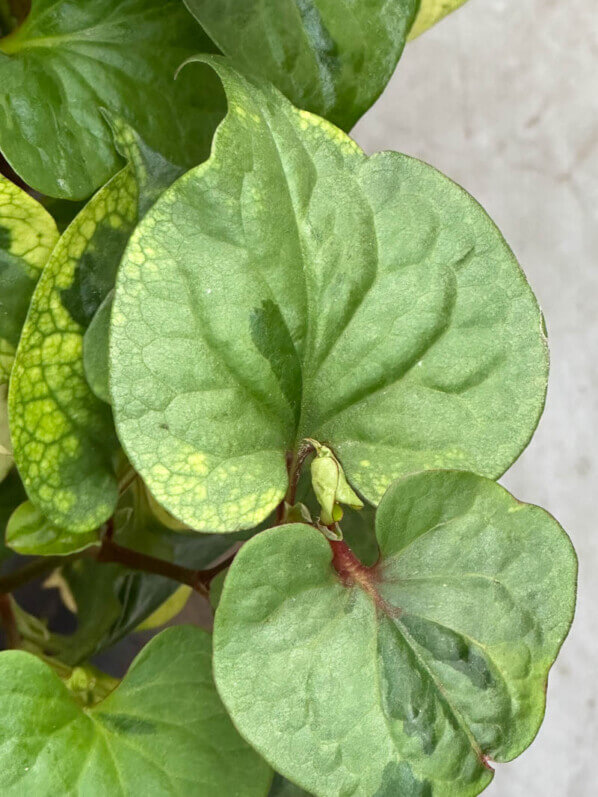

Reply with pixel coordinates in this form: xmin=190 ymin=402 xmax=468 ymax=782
xmin=0 ymin=1 xmax=578 ymax=795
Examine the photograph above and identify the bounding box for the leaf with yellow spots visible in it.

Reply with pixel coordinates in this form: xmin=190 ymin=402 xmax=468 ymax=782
xmin=0 ymin=174 xmax=59 ymax=482
xmin=409 ymin=0 xmax=471 ymax=40
xmin=213 ymin=472 xmax=577 ymax=796
xmin=185 ymin=0 xmax=418 ymax=131
xmin=0 ymin=174 xmax=59 ymax=385
xmin=0 ymin=0 xmax=225 ymax=199
xmin=110 ymin=58 xmax=549 ymax=533
xmin=9 ymin=124 xmax=185 ymax=532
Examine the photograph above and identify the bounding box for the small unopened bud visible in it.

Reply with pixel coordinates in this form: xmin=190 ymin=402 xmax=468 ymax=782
xmin=306 ymin=439 xmax=363 ymax=525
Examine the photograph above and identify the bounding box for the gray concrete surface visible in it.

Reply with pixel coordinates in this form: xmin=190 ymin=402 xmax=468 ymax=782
xmin=354 ymin=1 xmax=597 ymax=793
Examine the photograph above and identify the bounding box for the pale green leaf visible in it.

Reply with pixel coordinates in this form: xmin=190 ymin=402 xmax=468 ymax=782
xmin=9 ymin=167 xmax=134 ymax=531
xmin=185 ymin=0 xmax=418 ymax=131
xmin=0 ymin=0 xmax=224 ymax=199
xmin=6 ymin=501 xmax=98 ymax=555
xmin=9 ymin=125 xmax=184 ymax=532
xmin=111 ymin=60 xmax=548 ymax=532
xmin=409 ymin=0 xmax=470 ymax=40
xmin=0 ymin=174 xmax=58 ymax=482
xmin=0 ymin=626 xmax=272 ymax=795
xmin=213 ymin=471 xmax=577 ymax=797
xmin=0 ymin=173 xmax=59 ymax=384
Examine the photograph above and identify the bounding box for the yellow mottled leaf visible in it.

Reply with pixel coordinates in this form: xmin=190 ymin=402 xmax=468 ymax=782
xmin=409 ymin=0 xmax=470 ymax=39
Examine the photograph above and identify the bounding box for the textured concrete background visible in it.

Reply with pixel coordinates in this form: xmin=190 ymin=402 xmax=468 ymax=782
xmin=354 ymin=1 xmax=597 ymax=793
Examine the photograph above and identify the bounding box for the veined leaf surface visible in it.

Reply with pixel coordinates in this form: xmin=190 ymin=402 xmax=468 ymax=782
xmin=9 ymin=125 xmax=184 ymax=531
xmin=213 ymin=471 xmax=577 ymax=797
xmin=185 ymin=0 xmax=418 ymax=131
xmin=0 ymin=0 xmax=224 ymax=198
xmin=0 ymin=174 xmax=58 ymax=481
xmin=110 ymin=60 xmax=548 ymax=532
xmin=0 ymin=627 xmax=271 ymax=795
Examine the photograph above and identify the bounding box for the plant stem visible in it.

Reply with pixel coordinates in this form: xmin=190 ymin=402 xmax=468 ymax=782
xmin=95 ymin=539 xmax=212 ymax=597
xmin=0 ymin=529 xmax=240 ymax=600
xmin=0 ymin=594 xmax=20 ymax=648
xmin=274 ymin=440 xmax=316 ymax=524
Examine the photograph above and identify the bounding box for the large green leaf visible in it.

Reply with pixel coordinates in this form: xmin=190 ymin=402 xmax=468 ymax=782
xmin=110 ymin=59 xmax=548 ymax=533
xmin=0 ymin=173 xmax=58 ymax=482
xmin=213 ymin=471 xmax=577 ymax=797
xmin=409 ymin=0 xmax=470 ymax=40
xmin=0 ymin=0 xmax=224 ymax=199
xmin=185 ymin=0 xmax=418 ymax=131
xmin=9 ymin=125 xmax=184 ymax=532
xmin=0 ymin=626 xmax=272 ymax=795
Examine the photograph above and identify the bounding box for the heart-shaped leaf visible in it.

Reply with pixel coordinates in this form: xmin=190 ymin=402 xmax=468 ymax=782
xmin=9 ymin=124 xmax=184 ymax=532
xmin=0 ymin=626 xmax=271 ymax=795
xmin=409 ymin=0 xmax=471 ymax=40
xmin=213 ymin=471 xmax=577 ymax=796
xmin=110 ymin=59 xmax=548 ymax=533
xmin=185 ymin=0 xmax=418 ymax=131
xmin=0 ymin=0 xmax=224 ymax=199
